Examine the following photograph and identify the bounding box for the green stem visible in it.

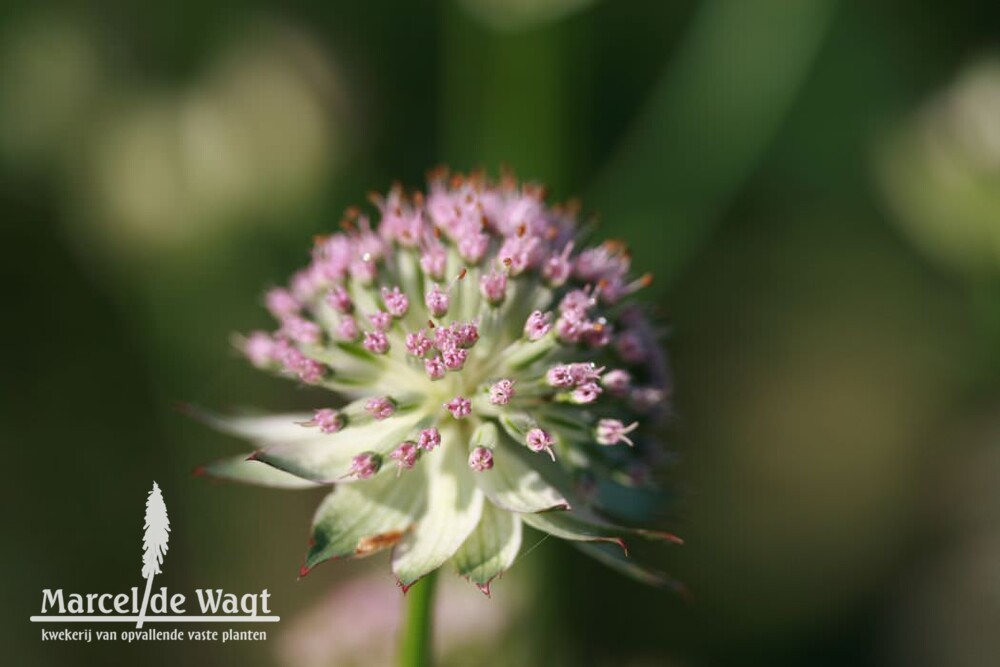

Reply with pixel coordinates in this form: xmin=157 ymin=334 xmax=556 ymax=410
xmin=399 ymin=571 xmax=438 ymax=667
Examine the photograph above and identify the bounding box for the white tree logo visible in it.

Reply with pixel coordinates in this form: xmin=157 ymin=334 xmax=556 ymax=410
xmin=136 ymin=481 xmax=170 ymax=629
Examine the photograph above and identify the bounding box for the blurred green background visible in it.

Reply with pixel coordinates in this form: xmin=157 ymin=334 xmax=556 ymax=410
xmin=4 ymin=1 xmax=1000 ymax=665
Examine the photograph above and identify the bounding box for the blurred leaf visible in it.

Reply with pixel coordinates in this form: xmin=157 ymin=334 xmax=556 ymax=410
xmin=590 ymin=0 xmax=836 ymax=287
xmin=440 ymin=3 xmax=589 ymax=194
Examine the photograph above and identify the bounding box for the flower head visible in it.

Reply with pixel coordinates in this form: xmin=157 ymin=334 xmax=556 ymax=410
xmin=197 ymin=170 xmax=680 ymax=595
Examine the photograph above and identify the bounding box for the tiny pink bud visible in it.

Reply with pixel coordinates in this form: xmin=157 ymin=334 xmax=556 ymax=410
xmin=420 ymin=245 xmax=447 ymax=280
xmin=369 ymin=310 xmax=392 ymax=331
xmin=555 ymin=313 xmax=585 ymax=343
xmin=601 ymin=369 xmax=632 ymax=397
xmin=458 ymin=232 xmax=489 ymax=264
xmin=347 ymin=452 xmax=381 ymax=479
xmin=417 ymin=428 xmax=441 ymax=451
xmin=524 ymin=310 xmax=552 ymax=341
xmin=365 ymin=396 xmax=396 ymax=420
xmin=525 ymin=428 xmax=555 ymax=460
xmin=571 ymin=382 xmax=603 ymax=404
xmin=425 ymin=285 xmax=450 ymax=318
xmin=468 ymin=446 xmax=494 ymax=472
xmin=243 ymin=331 xmax=274 ymax=367
xmin=337 ymin=315 xmax=359 ymax=341
xmin=559 ymin=289 xmax=595 ymax=315
xmin=595 ymin=419 xmax=638 ymax=446
xmin=297 ymin=359 xmax=326 ymax=384
xmin=456 ymin=322 xmax=480 ymax=348
xmin=310 ymin=408 xmax=342 ymax=434
xmin=480 ymin=270 xmax=508 ymax=305
xmin=441 ymin=347 xmax=468 ymax=371
xmin=445 ymin=396 xmax=472 ymax=419
xmin=266 ymin=288 xmax=300 ymax=318
xmin=325 ymin=285 xmax=353 ymax=313
xmin=631 ymin=387 xmax=665 ymax=413
xmin=405 ymin=330 xmax=433 ymax=357
xmin=499 ymin=235 xmax=541 ymax=275
xmin=583 ymin=318 xmax=613 ymax=347
xmin=616 ymin=331 xmax=646 ymax=363
xmin=363 ymin=330 xmax=390 ymax=354
xmin=546 ymin=365 xmax=575 ymax=389
xmin=274 ymin=339 xmax=302 ymax=371
xmin=569 ymin=362 xmax=602 ymax=384
xmin=542 ymin=242 xmax=573 ymax=287
xmin=282 ymin=316 xmax=322 ymax=345
xmin=489 ymin=379 xmax=516 ymax=405
xmin=424 ymin=357 xmax=446 ymax=380
xmin=350 ymin=257 xmax=378 ymax=283
xmin=390 ymin=441 xmax=420 ymax=472
xmin=381 ymin=286 xmax=410 ymax=318
xmin=291 ymin=266 xmax=322 ymax=301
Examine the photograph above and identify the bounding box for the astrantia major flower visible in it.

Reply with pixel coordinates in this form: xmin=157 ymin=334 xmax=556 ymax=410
xmin=196 ymin=169 xmax=681 ymax=595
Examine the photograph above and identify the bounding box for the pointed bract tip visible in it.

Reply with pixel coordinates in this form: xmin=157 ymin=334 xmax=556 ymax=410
xmin=476 ymin=581 xmax=492 ymax=597
xmin=398 ymin=579 xmax=413 ymax=596
xmin=639 ymin=529 xmax=684 ymax=545
xmin=191 ymin=466 xmax=206 ymax=478
xmin=246 ymin=451 xmax=261 ymax=462
xmin=609 ymin=537 xmax=629 ymax=557
xmin=298 ymin=564 xmax=311 ymax=579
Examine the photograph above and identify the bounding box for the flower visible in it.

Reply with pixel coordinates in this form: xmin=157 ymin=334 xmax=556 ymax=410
xmin=196 ymin=169 xmax=682 ymax=595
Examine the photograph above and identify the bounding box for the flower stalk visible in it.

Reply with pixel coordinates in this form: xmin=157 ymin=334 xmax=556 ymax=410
xmin=399 ymin=570 xmax=437 ymax=667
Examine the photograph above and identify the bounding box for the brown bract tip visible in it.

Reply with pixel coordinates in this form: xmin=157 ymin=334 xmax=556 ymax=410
xmin=642 ymin=529 xmax=684 ymax=545
xmin=606 ymin=537 xmax=629 ymax=557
